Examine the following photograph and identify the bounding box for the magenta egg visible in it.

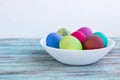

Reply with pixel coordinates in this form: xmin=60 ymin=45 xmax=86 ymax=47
xmin=71 ymin=31 xmax=87 ymax=43
xmin=77 ymin=27 xmax=92 ymax=37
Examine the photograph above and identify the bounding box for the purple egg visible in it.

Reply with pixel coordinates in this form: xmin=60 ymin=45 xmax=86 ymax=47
xmin=77 ymin=27 xmax=92 ymax=37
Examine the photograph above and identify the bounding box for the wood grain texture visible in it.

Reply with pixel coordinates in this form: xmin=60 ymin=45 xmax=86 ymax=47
xmin=0 ymin=38 xmax=119 ymax=80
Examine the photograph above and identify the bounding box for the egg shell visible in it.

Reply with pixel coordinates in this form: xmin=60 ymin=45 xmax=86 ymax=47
xmin=77 ymin=27 xmax=92 ymax=37
xmin=46 ymin=32 xmax=62 ymax=48
xmin=59 ymin=36 xmax=83 ymax=50
xmin=71 ymin=31 xmax=87 ymax=43
xmin=57 ymin=28 xmax=71 ymax=36
xmin=93 ymin=32 xmax=108 ymax=47
xmin=83 ymin=35 xmax=104 ymax=50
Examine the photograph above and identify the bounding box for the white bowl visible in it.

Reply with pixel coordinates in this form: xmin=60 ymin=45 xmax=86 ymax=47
xmin=40 ymin=38 xmax=115 ymax=65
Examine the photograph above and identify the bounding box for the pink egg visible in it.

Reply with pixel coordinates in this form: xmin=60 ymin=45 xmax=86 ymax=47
xmin=77 ymin=27 xmax=92 ymax=37
xmin=71 ymin=31 xmax=87 ymax=43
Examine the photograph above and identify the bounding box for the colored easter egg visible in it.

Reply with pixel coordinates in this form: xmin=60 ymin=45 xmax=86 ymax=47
xmin=57 ymin=28 xmax=71 ymax=36
xmin=93 ymin=32 xmax=108 ymax=47
xmin=59 ymin=36 xmax=83 ymax=50
xmin=83 ymin=35 xmax=104 ymax=50
xmin=71 ymin=31 xmax=87 ymax=43
xmin=46 ymin=32 xmax=62 ymax=48
xmin=77 ymin=27 xmax=92 ymax=37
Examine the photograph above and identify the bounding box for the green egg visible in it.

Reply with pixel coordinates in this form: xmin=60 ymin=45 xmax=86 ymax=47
xmin=57 ymin=28 xmax=71 ymax=36
xmin=59 ymin=36 xmax=83 ymax=50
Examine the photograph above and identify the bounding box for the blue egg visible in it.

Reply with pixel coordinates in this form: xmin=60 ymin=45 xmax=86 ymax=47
xmin=93 ymin=32 xmax=108 ymax=47
xmin=46 ymin=32 xmax=63 ymax=48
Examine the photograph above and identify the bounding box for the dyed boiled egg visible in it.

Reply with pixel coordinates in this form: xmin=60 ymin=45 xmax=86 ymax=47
xmin=57 ymin=28 xmax=71 ymax=36
xmin=59 ymin=36 xmax=83 ymax=50
xmin=77 ymin=27 xmax=92 ymax=37
xmin=83 ymin=35 xmax=104 ymax=50
xmin=46 ymin=32 xmax=62 ymax=48
xmin=71 ymin=31 xmax=87 ymax=43
xmin=93 ymin=32 xmax=108 ymax=47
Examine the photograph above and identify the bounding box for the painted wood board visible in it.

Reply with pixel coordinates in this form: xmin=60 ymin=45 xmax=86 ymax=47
xmin=0 ymin=38 xmax=119 ymax=80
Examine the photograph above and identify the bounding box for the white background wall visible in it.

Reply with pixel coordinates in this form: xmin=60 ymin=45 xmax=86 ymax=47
xmin=0 ymin=0 xmax=120 ymax=38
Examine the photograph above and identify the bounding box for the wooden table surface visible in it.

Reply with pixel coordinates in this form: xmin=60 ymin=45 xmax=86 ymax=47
xmin=0 ymin=38 xmax=120 ymax=80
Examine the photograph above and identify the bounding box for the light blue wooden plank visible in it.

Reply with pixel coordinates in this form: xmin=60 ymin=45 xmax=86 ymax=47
xmin=0 ymin=38 xmax=119 ymax=80
xmin=0 ymin=46 xmax=42 ymax=50
xmin=0 ymin=38 xmax=40 ymax=46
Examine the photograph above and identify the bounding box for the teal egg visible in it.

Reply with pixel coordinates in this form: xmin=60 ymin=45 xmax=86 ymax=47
xmin=93 ymin=32 xmax=108 ymax=47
